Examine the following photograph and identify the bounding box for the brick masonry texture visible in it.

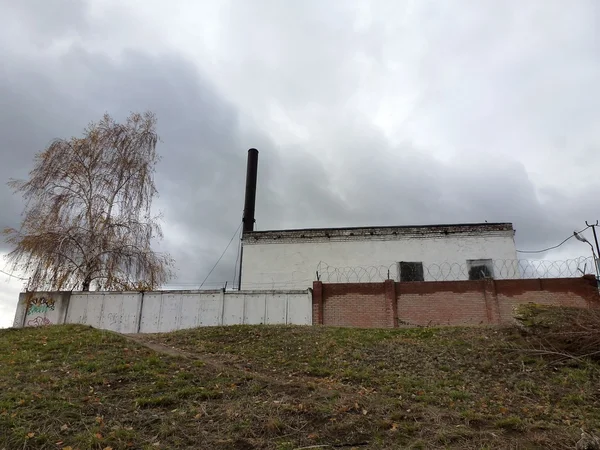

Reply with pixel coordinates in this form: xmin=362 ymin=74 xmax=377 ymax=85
xmin=321 ymin=282 xmax=388 ymax=327
xmin=312 ymin=276 xmax=599 ymax=328
xmin=243 ymin=223 xmax=514 ymax=244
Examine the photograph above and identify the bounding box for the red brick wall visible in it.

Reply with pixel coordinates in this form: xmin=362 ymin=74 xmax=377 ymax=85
xmin=313 ymin=276 xmax=599 ymax=328
xmin=495 ymin=278 xmax=597 ymax=323
xmin=321 ymin=282 xmax=389 ymax=327
xmin=397 ymin=281 xmax=490 ymax=326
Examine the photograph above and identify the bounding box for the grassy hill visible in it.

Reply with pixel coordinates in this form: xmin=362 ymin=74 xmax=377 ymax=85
xmin=1 ymin=320 xmax=599 ymax=449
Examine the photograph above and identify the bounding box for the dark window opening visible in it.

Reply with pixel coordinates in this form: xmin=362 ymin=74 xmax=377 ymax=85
xmin=399 ymin=261 xmax=424 ymax=282
xmin=467 ymin=259 xmax=494 ymax=280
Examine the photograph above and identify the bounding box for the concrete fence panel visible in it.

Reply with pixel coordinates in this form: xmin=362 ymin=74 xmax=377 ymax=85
xmin=101 ymin=293 xmax=141 ymax=333
xmin=222 ymin=292 xmax=245 ymax=325
xmin=66 ymin=292 xmax=142 ymax=333
xmin=158 ymin=293 xmax=187 ymax=332
xmin=12 ymin=288 xmax=312 ymax=332
xmin=265 ymin=292 xmax=287 ymax=323
xmin=243 ymin=293 xmax=267 ymax=324
xmin=17 ymin=292 xmax=71 ymax=328
xmin=138 ymin=291 xmax=225 ymax=333
xmin=197 ymin=291 xmax=224 ymax=327
xmin=287 ymin=291 xmax=313 ymax=325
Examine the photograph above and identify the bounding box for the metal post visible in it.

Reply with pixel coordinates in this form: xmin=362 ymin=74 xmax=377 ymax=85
xmin=588 ymin=222 xmax=600 ymax=260
xmin=585 ymin=221 xmax=600 ymax=282
xmin=137 ymin=291 xmax=144 ymax=333
xmin=237 ymin=246 xmax=244 ymax=291
xmin=592 ymin=226 xmax=600 ymax=282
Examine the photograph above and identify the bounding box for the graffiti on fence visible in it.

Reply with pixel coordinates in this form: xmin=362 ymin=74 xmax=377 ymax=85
xmin=26 ymin=297 xmax=56 ymax=315
xmin=26 ymin=316 xmax=51 ymax=327
xmin=107 ymin=313 xmax=134 ymax=326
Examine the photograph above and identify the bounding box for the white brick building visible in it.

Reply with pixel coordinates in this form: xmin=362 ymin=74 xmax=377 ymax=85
xmin=240 ymin=222 xmax=518 ymax=290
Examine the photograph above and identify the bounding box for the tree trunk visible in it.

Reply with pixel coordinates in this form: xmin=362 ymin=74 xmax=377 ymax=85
xmin=82 ymin=278 xmax=91 ymax=291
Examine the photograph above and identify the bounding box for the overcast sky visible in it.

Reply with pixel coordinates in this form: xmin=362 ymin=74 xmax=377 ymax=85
xmin=1 ymin=0 xmax=599 ymax=327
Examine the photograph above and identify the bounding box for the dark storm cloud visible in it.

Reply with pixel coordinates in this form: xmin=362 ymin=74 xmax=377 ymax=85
xmin=265 ymin=113 xmax=599 ymax=255
xmin=2 ymin=42 xmax=596 ymax=291
xmin=0 ymin=58 xmax=93 ymax=235
xmin=2 ymin=0 xmax=599 ymax=307
xmin=0 ymin=43 xmax=347 ymax=287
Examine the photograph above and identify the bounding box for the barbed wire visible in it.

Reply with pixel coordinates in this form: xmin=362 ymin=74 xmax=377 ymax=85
xmin=145 ymin=256 xmax=599 ymax=290
xmin=316 ymin=257 xmax=597 ymax=283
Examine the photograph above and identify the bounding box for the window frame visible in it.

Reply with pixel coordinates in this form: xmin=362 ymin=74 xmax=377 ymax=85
xmin=398 ymin=261 xmax=425 ymax=282
xmin=466 ymin=259 xmax=494 ymax=280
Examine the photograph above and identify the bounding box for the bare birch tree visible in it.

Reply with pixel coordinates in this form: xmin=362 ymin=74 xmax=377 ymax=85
xmin=3 ymin=111 xmax=174 ymax=292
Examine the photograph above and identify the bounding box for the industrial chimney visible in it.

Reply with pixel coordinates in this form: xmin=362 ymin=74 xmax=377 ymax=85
xmin=242 ymin=148 xmax=259 ymax=233
xmin=238 ymin=148 xmax=258 ymax=290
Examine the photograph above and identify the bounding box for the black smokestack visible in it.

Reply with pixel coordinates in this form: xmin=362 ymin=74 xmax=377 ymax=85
xmin=242 ymin=148 xmax=259 ymax=233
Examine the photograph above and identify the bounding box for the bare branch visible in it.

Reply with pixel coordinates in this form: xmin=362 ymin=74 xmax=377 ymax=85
xmin=3 ymin=110 xmax=174 ymax=292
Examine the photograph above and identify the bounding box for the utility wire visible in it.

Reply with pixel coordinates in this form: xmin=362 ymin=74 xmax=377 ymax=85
xmin=516 ymin=226 xmax=590 ymax=254
xmin=199 ymin=222 xmax=243 ymax=289
xmin=0 ymin=268 xmax=28 ymax=281
xmin=231 ymin=224 xmax=243 ymax=289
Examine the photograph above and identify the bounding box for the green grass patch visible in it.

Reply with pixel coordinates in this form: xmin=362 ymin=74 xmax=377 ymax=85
xmin=1 ymin=323 xmax=599 ymax=449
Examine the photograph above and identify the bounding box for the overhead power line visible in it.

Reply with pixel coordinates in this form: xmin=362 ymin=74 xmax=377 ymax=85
xmin=199 ymin=222 xmax=243 ymax=289
xmin=516 ymin=226 xmax=590 ymax=254
xmin=0 ymin=268 xmax=28 ymax=281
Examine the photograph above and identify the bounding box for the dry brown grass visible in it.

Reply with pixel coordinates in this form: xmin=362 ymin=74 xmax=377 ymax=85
xmin=1 ymin=321 xmax=599 ymax=449
xmin=514 ymin=303 xmax=600 ymax=363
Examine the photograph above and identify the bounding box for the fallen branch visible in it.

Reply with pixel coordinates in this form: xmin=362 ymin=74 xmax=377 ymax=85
xmin=294 ymin=446 xmax=331 ymax=450
xmin=294 ymin=442 xmax=370 ymax=450
xmin=513 ymin=304 xmax=600 ymax=363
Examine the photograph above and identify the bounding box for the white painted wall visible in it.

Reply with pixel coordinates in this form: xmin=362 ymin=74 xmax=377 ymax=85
xmin=241 ymin=234 xmax=519 ymax=289
xmin=139 ymin=290 xmax=312 ymax=332
xmin=14 ymin=292 xmax=71 ymax=328
xmin=13 ymin=289 xmax=313 ymax=332
xmin=66 ymin=292 xmax=142 ymax=333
